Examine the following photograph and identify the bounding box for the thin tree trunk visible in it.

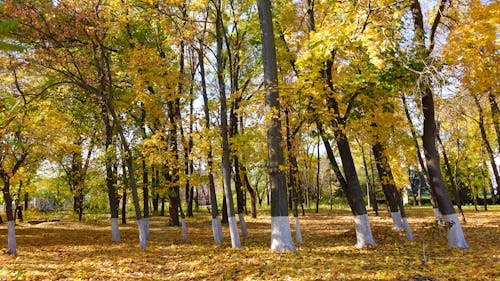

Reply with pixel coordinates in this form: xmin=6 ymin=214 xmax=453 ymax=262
xmin=437 ymin=135 xmax=466 ymax=222
xmin=371 ymin=141 xmax=404 ymax=231
xmin=401 ymin=94 xmax=438 ymax=210
xmin=358 ymin=139 xmax=378 ymax=215
xmin=2 ymin=177 xmax=17 ymax=254
xmin=488 ymin=90 xmax=500 ymax=154
xmin=198 ymin=37 xmax=222 ymax=244
xmin=316 ymin=137 xmax=321 ymax=213
xmin=102 ymin=105 xmax=120 ymax=242
xmin=216 ymin=0 xmax=240 ymax=248
xmin=474 ymin=95 xmax=499 ymax=205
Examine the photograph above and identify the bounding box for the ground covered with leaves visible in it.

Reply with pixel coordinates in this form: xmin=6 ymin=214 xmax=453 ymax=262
xmin=0 ymin=207 xmax=499 ymax=280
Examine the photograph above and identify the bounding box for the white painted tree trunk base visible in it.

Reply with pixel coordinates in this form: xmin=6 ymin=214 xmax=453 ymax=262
xmin=7 ymin=220 xmax=16 ymax=255
xmin=137 ymin=219 xmax=146 ymax=250
xmin=181 ymin=218 xmax=187 ymax=244
xmin=228 ymin=216 xmax=242 ymax=248
xmin=390 ymin=212 xmax=404 ymax=231
xmin=212 ymin=218 xmax=222 ymax=245
xmin=294 ymin=216 xmax=303 ymax=245
xmin=354 ymin=214 xmax=376 ymax=248
xmin=238 ymin=213 xmax=248 ymax=238
xmin=270 ymin=216 xmax=296 ymax=251
xmin=143 ymin=217 xmax=150 ymax=241
xmin=443 ymin=213 xmax=469 ymax=248
xmin=402 ymin=217 xmax=414 ymax=242
xmin=111 ymin=218 xmax=120 ymax=242
xmin=217 ymin=216 xmax=223 ymax=241
xmin=433 ymin=208 xmax=444 ymax=225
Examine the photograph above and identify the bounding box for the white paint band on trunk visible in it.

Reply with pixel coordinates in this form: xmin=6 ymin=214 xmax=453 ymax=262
xmin=433 ymin=208 xmax=443 ymax=224
xmin=402 ymin=217 xmax=414 ymax=242
xmin=181 ymin=218 xmax=187 ymax=244
xmin=270 ymin=216 xmax=296 ymax=251
xmin=390 ymin=212 xmax=404 ymax=230
xmin=137 ymin=219 xmax=146 ymax=250
xmin=443 ymin=213 xmax=469 ymax=248
xmin=212 ymin=218 xmax=222 ymax=245
xmin=111 ymin=218 xmax=120 ymax=242
xmin=294 ymin=216 xmax=303 ymax=245
xmin=8 ymin=220 xmax=16 ymax=255
xmin=228 ymin=216 xmax=242 ymax=248
xmin=143 ymin=217 xmax=150 ymax=241
xmin=238 ymin=213 xmax=248 ymax=238
xmin=353 ymin=214 xmax=376 ymax=248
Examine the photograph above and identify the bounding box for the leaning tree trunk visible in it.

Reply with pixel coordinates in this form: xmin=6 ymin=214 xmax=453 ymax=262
xmin=437 ymin=135 xmax=466 ymax=222
xmin=258 ymin=0 xmax=295 ymax=251
xmin=372 ymin=142 xmax=404 ymax=231
xmin=401 ymin=95 xmax=440 ymax=214
xmin=216 ymin=0 xmax=240 ymax=248
xmin=421 ymin=87 xmax=468 ymax=248
xmin=371 ymin=137 xmax=414 ymax=240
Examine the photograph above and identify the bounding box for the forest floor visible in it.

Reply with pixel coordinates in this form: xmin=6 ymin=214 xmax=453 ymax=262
xmin=0 ymin=207 xmax=499 ymax=280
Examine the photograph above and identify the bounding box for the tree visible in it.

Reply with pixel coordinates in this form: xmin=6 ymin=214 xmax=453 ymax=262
xmin=410 ymin=0 xmax=468 ymax=248
xmin=257 ymin=0 xmax=295 ymax=252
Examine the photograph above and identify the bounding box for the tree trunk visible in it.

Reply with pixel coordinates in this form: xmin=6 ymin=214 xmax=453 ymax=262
xmin=421 ymin=86 xmax=468 ymax=248
xmin=102 ymin=106 xmax=120 ymax=242
xmin=488 ymin=90 xmax=500 ymax=155
xmin=242 ymin=165 xmax=257 ymax=218
xmin=216 ymin=0 xmax=240 ymax=248
xmin=2 ymin=177 xmax=16 ymax=254
xmin=198 ymin=38 xmax=222 ymax=244
xmin=437 ymin=135 xmax=466 ymax=222
xmin=258 ymin=0 xmax=295 ymax=251
xmin=402 ymin=95 xmax=437 ymax=210
xmin=474 ymin=95 xmax=499 ymax=205
xmin=358 ymin=139 xmax=378 ymax=215
xmin=315 ymin=137 xmax=321 ymax=213
xmin=371 ymin=141 xmax=404 ymax=231
xmin=411 ymin=0 xmax=467 ymax=247
xmin=285 ymin=108 xmax=302 ymax=244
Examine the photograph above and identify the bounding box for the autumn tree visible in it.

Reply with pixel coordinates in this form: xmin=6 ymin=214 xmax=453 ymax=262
xmin=410 ymin=0 xmax=468 ymax=248
xmin=257 ymin=0 xmax=295 ymax=251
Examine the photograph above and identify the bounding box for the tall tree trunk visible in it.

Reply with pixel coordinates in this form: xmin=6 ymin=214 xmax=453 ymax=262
xmin=258 ymin=0 xmax=295 ymax=251
xmin=216 ymin=0 xmax=240 ymax=248
xmin=411 ymin=0 xmax=468 ymax=248
xmin=198 ymin=38 xmax=222 ymax=244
